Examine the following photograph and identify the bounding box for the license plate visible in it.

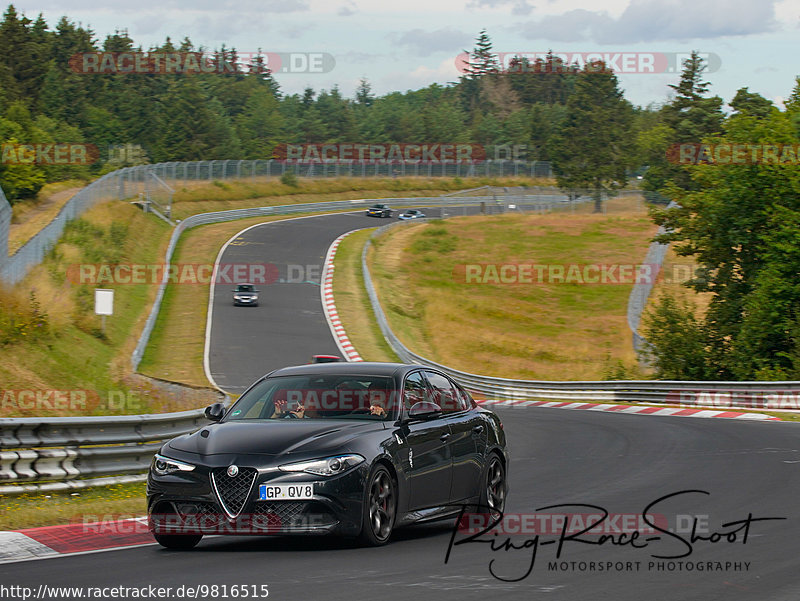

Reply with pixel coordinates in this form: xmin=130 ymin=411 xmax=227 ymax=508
xmin=259 ymin=483 xmax=315 ymax=500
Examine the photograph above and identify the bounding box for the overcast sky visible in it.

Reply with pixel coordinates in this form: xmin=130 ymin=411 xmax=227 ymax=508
xmin=11 ymin=0 xmax=800 ymax=109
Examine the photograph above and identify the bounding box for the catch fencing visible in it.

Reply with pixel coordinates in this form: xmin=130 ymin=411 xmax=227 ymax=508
xmin=0 ymin=160 xmax=553 ymax=286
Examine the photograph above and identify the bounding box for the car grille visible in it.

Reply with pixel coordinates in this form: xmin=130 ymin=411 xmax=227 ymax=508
xmin=211 ymin=467 xmax=257 ymax=517
xmin=175 ymin=502 xmax=221 ymax=519
xmin=252 ymin=501 xmax=336 ymax=529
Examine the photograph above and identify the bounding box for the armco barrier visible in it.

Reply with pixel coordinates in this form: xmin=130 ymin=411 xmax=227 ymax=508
xmin=0 ymin=409 xmax=208 ymax=495
xmin=359 ymin=222 xmax=800 ymax=406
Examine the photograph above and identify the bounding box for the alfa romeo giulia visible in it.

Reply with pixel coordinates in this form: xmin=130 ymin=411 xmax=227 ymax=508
xmin=147 ymin=362 xmax=508 ymax=548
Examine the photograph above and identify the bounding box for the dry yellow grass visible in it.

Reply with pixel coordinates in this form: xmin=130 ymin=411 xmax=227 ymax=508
xmin=368 ymin=196 xmax=657 ymax=380
xmin=7 ymin=183 xmax=86 ymax=255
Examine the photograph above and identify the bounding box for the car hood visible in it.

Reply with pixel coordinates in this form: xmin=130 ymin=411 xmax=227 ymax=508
xmin=168 ymin=420 xmax=381 ymax=457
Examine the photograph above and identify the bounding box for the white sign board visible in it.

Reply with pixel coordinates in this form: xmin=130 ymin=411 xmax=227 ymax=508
xmin=95 ymin=289 xmax=114 ymax=316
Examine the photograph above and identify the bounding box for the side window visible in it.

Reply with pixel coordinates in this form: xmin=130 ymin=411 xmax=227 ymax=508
xmin=425 ymin=371 xmax=462 ymax=413
xmin=403 ymin=372 xmax=428 ymax=410
xmin=454 ymin=383 xmax=474 ymax=410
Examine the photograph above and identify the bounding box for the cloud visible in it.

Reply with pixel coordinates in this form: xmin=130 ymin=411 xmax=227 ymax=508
xmin=391 ymin=28 xmax=473 ymax=57
xmin=337 ymin=1 xmax=357 ymax=16
xmin=467 ymin=0 xmax=534 ymax=17
xmin=517 ymin=0 xmax=779 ymax=43
xmin=379 ymin=57 xmax=462 ymax=93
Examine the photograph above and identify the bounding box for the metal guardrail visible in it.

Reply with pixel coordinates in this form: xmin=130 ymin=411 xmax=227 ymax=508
xmin=0 ymin=409 xmax=208 ymax=494
xmin=360 ymin=222 xmax=800 ymax=409
xmin=626 ymin=201 xmax=677 ymax=351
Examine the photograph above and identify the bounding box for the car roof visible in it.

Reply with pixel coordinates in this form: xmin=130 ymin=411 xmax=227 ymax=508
xmin=266 ymin=362 xmax=422 ymax=378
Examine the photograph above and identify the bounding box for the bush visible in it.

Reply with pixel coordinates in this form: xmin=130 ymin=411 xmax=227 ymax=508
xmin=639 ymin=293 xmax=711 ymax=380
xmin=0 ymin=288 xmax=50 ymax=346
xmin=280 ymin=170 xmax=299 ymax=188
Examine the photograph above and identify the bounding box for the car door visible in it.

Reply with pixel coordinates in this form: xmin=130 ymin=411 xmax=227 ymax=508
xmin=424 ymin=371 xmax=484 ymax=503
xmin=400 ymin=370 xmax=453 ymax=510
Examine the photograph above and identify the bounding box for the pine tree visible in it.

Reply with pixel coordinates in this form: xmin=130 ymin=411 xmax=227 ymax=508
xmin=548 ymin=62 xmax=633 ymax=212
xmin=355 ymin=78 xmax=374 ymax=107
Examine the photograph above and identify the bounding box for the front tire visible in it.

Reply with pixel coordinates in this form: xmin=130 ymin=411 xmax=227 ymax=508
xmin=154 ymin=534 xmax=203 ymax=550
xmin=358 ymin=464 xmax=396 ymax=546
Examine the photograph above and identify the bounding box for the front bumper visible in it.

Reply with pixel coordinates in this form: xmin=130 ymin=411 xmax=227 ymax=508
xmin=147 ymin=460 xmax=367 ymax=537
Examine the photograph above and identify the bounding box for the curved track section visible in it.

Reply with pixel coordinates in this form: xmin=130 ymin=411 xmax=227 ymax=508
xmin=206 ymin=212 xmax=377 ymax=392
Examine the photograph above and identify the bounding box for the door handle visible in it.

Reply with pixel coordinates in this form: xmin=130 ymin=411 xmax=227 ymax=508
xmin=440 ymin=433 xmax=451 ymax=442
xmin=472 ymin=425 xmax=484 ymax=434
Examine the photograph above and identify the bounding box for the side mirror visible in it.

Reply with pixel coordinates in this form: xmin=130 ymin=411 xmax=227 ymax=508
xmin=204 ymin=403 xmax=226 ymax=422
xmin=408 ymin=401 xmax=442 ymax=420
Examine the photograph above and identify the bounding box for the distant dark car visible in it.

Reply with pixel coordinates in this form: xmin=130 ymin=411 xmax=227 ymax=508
xmin=398 ymin=209 xmax=426 ymax=220
xmin=232 ymin=283 xmax=259 ymax=306
xmin=147 ymin=362 xmax=508 ymax=549
xmin=366 ymin=204 xmax=392 ymax=218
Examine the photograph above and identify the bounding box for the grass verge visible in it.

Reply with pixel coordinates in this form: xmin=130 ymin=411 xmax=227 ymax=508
xmin=168 ymin=176 xmax=554 ymax=220
xmin=366 ymin=196 xmax=656 ymax=380
xmin=0 ymin=482 xmax=147 ymax=531
xmin=331 ymin=229 xmax=400 ymax=363
xmin=137 ymin=212 xmax=357 ymax=386
xmin=0 ymin=201 xmax=180 ymax=415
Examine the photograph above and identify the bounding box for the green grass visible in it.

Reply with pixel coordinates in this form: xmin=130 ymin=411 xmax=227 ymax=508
xmin=0 ymin=482 xmax=147 ymax=531
xmin=0 ymin=202 xmax=176 ymax=415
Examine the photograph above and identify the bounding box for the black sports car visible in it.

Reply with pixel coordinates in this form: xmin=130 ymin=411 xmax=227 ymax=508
xmin=147 ymin=362 xmax=508 ymax=548
xmin=366 ymin=204 xmax=392 ymax=217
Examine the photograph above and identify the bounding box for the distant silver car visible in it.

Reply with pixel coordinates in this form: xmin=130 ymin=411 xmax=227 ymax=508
xmin=233 ymin=283 xmax=259 ymax=306
xmin=398 ymin=209 xmax=426 ymax=220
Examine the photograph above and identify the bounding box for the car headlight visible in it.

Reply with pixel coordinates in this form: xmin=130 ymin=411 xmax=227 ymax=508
xmin=278 ymin=454 xmax=364 ymax=476
xmin=152 ymin=454 xmax=196 ymax=476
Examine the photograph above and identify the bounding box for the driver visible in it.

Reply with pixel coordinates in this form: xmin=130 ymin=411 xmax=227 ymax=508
xmin=367 ymin=382 xmax=389 ymax=417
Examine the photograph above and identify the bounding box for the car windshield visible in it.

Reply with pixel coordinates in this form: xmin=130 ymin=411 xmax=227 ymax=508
xmin=225 ymin=375 xmax=398 ymax=421
xmin=370 ymin=205 xmax=384 ymax=209
xmin=236 ymin=285 xmax=255 ymax=292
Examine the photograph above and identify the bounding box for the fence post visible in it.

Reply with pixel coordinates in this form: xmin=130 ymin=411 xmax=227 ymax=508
xmin=0 ymin=184 xmax=11 ymax=277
